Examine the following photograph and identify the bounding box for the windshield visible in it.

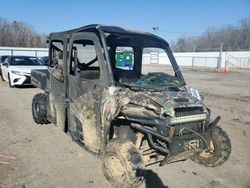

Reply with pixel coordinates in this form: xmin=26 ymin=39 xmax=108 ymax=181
xmin=10 ymin=56 xmax=43 ymax=66
xmin=39 ymin=56 xmax=49 ymax=65
xmin=0 ymin=56 xmax=8 ymax=63
xmin=105 ymin=33 xmax=184 ymax=91
xmin=119 ymin=47 xmax=183 ymax=91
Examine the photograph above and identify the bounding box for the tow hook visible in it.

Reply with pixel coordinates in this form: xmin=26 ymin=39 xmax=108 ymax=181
xmin=209 ymin=116 xmax=221 ymax=130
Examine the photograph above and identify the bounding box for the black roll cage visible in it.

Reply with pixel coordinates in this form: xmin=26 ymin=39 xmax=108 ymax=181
xmin=49 ymin=24 xmax=185 ymax=86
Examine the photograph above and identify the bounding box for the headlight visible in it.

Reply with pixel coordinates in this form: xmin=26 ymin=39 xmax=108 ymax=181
xmin=11 ymin=70 xmax=22 ymax=75
xmin=170 ymin=114 xmax=207 ymax=125
xmin=187 ymin=86 xmax=202 ymax=101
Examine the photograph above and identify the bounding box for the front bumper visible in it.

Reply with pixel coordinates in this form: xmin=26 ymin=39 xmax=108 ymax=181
xmin=160 ymin=116 xmax=221 ymax=166
xmin=10 ymin=73 xmax=32 ymax=85
xmin=129 ymin=112 xmax=220 ymax=164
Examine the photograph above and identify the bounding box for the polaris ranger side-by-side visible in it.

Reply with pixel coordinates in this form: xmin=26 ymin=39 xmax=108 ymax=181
xmin=31 ymin=25 xmax=231 ymax=188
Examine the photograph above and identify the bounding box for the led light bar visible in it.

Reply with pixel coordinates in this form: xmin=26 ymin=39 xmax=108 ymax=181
xmin=170 ymin=114 xmax=207 ymax=125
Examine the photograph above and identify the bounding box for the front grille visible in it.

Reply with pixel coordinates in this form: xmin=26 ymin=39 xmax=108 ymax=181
xmin=173 ymin=106 xmax=205 ymax=136
xmin=173 ymin=122 xmax=202 ymax=136
xmin=23 ymin=76 xmax=31 ymax=84
xmin=175 ymin=106 xmax=204 ymax=117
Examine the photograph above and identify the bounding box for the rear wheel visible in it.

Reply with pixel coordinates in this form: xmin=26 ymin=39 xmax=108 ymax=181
xmin=191 ymin=126 xmax=231 ymax=167
xmin=102 ymin=139 xmax=145 ymax=188
xmin=32 ymin=93 xmax=49 ymax=124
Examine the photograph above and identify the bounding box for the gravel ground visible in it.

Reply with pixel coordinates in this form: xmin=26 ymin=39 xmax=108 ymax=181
xmin=0 ymin=68 xmax=250 ymax=188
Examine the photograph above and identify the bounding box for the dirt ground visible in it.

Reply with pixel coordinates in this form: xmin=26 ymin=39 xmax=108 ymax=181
xmin=0 ymin=68 xmax=250 ymax=188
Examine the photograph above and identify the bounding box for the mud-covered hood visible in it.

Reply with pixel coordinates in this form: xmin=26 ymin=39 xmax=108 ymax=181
xmin=101 ymin=85 xmax=208 ymax=126
xmin=110 ymin=85 xmax=205 ymax=118
xmin=141 ymin=91 xmax=202 ymax=115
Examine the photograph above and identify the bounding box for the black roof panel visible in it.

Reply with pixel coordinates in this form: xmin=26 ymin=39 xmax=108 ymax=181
xmin=49 ymin=24 xmax=168 ymax=46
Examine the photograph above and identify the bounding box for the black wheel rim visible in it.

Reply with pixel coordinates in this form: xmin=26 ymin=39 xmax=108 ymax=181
xmin=34 ymin=103 xmax=40 ymax=118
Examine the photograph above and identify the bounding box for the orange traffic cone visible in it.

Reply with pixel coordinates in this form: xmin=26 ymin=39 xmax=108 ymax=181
xmin=224 ymin=66 xmax=229 ymax=73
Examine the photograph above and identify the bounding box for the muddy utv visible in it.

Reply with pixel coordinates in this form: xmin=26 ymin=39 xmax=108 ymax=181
xmin=31 ymin=25 xmax=231 ymax=188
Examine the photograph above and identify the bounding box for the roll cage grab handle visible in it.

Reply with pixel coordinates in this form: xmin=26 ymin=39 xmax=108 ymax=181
xmin=97 ymin=28 xmax=115 ymax=86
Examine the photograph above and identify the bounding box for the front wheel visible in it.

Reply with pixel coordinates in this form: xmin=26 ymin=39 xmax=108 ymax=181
xmin=8 ymin=74 xmax=14 ymax=88
xmin=191 ymin=126 xmax=231 ymax=167
xmin=102 ymin=139 xmax=145 ymax=188
xmin=0 ymin=69 xmax=4 ymax=81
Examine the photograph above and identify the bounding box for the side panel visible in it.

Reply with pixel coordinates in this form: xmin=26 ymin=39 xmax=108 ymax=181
xmin=47 ymin=34 xmax=68 ymax=130
xmin=31 ymin=69 xmax=49 ymax=90
xmin=68 ymin=77 xmax=104 ymax=153
xmin=67 ymin=32 xmax=109 ymax=154
xmin=48 ymin=72 xmax=65 ymax=129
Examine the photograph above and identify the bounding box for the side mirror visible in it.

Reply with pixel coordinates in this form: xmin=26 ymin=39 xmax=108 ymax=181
xmin=2 ymin=63 xmax=8 ymax=67
xmin=49 ymin=68 xmax=64 ymax=82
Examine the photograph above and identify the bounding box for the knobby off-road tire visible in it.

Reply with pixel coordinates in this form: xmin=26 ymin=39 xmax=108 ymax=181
xmin=102 ymin=139 xmax=145 ymax=188
xmin=32 ymin=93 xmax=49 ymax=124
xmin=191 ymin=126 xmax=231 ymax=167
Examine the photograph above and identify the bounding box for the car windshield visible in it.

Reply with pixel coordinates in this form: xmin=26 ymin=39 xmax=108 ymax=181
xmin=39 ymin=56 xmax=49 ymax=65
xmin=0 ymin=56 xmax=8 ymax=63
xmin=105 ymin=32 xmax=185 ymax=91
xmin=10 ymin=56 xmax=43 ymax=66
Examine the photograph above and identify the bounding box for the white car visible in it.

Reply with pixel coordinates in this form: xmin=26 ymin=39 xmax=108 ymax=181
xmin=1 ymin=56 xmax=47 ymax=87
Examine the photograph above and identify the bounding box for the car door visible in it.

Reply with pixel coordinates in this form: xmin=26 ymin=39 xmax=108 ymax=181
xmin=47 ymin=34 xmax=68 ymax=131
xmin=67 ymin=32 xmax=109 ymax=154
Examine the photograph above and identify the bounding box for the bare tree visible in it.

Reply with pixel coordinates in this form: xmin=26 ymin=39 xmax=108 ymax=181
xmin=0 ymin=17 xmax=48 ymax=48
xmin=171 ymin=17 xmax=250 ymax=52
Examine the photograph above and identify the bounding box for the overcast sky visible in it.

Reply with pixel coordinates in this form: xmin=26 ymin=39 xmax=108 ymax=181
xmin=1 ymin=0 xmax=250 ymax=41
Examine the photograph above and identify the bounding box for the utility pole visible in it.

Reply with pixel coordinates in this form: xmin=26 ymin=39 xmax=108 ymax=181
xmin=192 ymin=45 xmax=196 ymax=70
xmin=217 ymin=42 xmax=223 ymax=69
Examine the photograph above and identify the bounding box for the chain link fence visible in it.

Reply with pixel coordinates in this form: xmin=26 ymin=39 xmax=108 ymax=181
xmin=225 ymin=52 xmax=250 ymax=69
xmin=1 ymin=47 xmax=250 ymax=70
xmin=171 ymin=52 xmax=250 ymax=70
xmin=0 ymin=47 xmax=48 ymax=57
xmin=175 ymin=56 xmax=220 ymax=71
